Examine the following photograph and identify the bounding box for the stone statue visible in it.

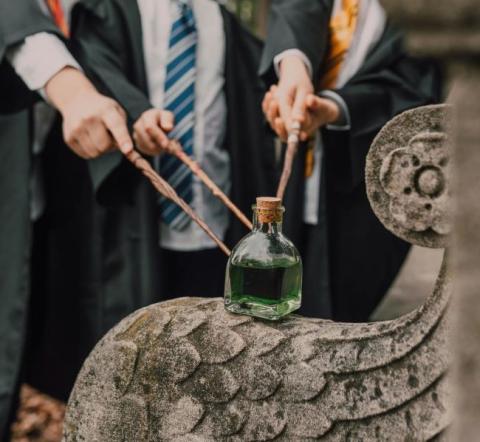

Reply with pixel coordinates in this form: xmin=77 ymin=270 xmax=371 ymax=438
xmin=63 ymin=104 xmax=451 ymax=441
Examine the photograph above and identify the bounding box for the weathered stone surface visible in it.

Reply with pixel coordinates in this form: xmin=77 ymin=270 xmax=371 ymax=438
xmin=379 ymin=0 xmax=480 ymax=438
xmin=381 ymin=0 xmax=480 ymax=29
xmin=380 ymin=0 xmax=480 ymax=59
xmin=366 ymin=104 xmax=452 ymax=248
xmin=63 ymin=105 xmax=452 ymax=440
xmin=380 ymin=132 xmax=451 ymax=235
xmin=64 ymin=290 xmax=450 ymax=440
xmin=448 ymin=59 xmax=480 ymax=442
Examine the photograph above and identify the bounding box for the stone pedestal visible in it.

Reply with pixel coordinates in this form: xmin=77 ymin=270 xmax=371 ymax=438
xmin=380 ymin=0 xmax=480 ymax=438
xmin=63 ymin=104 xmax=453 ymax=441
xmin=450 ymin=62 xmax=480 ymax=440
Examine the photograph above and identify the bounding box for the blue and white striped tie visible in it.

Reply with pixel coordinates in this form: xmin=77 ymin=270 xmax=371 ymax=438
xmin=159 ymin=0 xmax=197 ymax=230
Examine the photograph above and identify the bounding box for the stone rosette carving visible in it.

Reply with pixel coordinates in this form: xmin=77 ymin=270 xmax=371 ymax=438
xmin=380 ymin=131 xmax=451 ymax=235
xmin=366 ymin=104 xmax=452 ymax=248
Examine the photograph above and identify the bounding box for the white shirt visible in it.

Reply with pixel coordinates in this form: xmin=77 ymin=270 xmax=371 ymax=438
xmin=138 ymin=0 xmax=229 ymax=251
xmin=6 ymin=0 xmax=79 ymax=220
xmin=6 ymin=0 xmax=79 ymax=93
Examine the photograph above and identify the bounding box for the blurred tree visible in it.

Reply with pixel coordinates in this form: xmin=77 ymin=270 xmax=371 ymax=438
xmin=222 ymin=0 xmax=271 ymax=38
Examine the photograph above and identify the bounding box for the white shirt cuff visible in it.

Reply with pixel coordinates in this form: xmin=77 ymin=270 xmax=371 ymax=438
xmin=6 ymin=32 xmax=81 ymax=93
xmin=273 ymin=49 xmax=313 ymax=80
xmin=319 ymin=90 xmax=351 ymax=131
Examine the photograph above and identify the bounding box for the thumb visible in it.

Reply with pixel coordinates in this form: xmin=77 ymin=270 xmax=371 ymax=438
xmin=104 ymin=107 xmax=134 ymax=154
xmin=276 ymin=86 xmax=294 ymax=133
xmin=291 ymin=88 xmax=308 ymax=126
xmin=306 ymin=94 xmax=322 ymax=112
xmin=159 ymin=111 xmax=175 ymax=132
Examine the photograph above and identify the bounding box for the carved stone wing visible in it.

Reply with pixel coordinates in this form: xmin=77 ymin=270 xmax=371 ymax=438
xmin=63 ymin=105 xmax=452 ymax=441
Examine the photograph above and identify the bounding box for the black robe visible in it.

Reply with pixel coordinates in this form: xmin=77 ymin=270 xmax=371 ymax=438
xmin=0 ymin=1 xmax=63 ymax=112
xmin=25 ymin=0 xmax=276 ymax=403
xmin=260 ymin=0 xmax=443 ymax=321
xmin=0 ymin=1 xmax=64 ymax=436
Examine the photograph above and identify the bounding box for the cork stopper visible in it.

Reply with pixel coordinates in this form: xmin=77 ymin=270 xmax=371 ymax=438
xmin=256 ymin=197 xmax=284 ymax=223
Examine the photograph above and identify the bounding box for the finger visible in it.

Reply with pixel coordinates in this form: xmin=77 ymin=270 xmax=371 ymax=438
xmin=306 ymin=94 xmax=323 ymax=111
xmin=300 ymin=131 xmax=309 ymax=142
xmin=64 ymin=132 xmax=84 ymax=158
xmin=103 ymin=107 xmax=134 ymax=154
xmin=146 ymin=125 xmax=169 ymax=149
xmin=159 ymin=111 xmax=174 ymax=132
xmin=68 ymin=138 xmax=88 ymax=159
xmin=144 ymin=111 xmax=169 ymax=148
xmin=86 ymin=120 xmax=114 ymax=155
xmin=262 ymin=91 xmax=272 ymax=116
xmin=266 ymin=98 xmax=280 ymax=128
xmin=265 ymin=86 xmax=280 ymax=121
xmin=134 ymin=122 xmax=161 ymax=156
xmin=274 ymin=117 xmax=288 ymax=142
xmin=291 ymin=88 xmax=308 ymax=125
xmin=86 ymin=131 xmax=105 ymax=158
xmin=304 ymin=96 xmax=329 ymax=135
xmin=276 ymin=86 xmax=294 ymax=133
xmin=76 ymin=130 xmax=98 ymax=159
xmin=299 ymin=106 xmax=315 ymax=137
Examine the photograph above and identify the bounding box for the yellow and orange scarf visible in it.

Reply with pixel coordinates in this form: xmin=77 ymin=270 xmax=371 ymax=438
xmin=305 ymin=0 xmax=359 ymax=177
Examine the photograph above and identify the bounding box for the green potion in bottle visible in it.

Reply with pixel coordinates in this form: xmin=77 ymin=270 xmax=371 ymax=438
xmin=224 ymin=197 xmax=302 ymax=320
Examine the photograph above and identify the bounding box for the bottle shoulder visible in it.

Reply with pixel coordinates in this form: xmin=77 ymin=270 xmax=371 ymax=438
xmin=230 ymin=230 xmax=301 ymax=267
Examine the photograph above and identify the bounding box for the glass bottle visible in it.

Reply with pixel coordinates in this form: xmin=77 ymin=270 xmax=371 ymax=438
xmin=224 ymin=197 xmax=302 ymax=320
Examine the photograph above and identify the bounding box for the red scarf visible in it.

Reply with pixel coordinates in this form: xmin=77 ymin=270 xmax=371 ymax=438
xmin=45 ymin=0 xmax=70 ymax=37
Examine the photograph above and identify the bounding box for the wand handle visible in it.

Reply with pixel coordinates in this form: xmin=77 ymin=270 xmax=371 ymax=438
xmin=276 ymin=121 xmax=301 ymax=200
xmin=124 ymin=149 xmax=231 ymax=257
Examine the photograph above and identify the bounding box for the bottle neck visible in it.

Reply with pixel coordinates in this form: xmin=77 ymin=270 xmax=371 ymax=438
xmin=252 ymin=210 xmax=283 ymax=234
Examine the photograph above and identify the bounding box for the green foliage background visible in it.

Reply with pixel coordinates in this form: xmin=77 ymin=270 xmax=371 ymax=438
xmin=224 ymin=0 xmax=271 ymax=38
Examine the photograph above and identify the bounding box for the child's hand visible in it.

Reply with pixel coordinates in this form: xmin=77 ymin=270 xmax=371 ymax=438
xmin=275 ymin=55 xmax=313 ymax=134
xmin=46 ymin=67 xmax=134 ymax=159
xmin=302 ymin=94 xmax=340 ymax=138
xmin=133 ymin=109 xmax=175 ymax=156
xmin=263 ymin=85 xmax=288 ymax=141
xmin=262 ymin=89 xmax=340 ymax=142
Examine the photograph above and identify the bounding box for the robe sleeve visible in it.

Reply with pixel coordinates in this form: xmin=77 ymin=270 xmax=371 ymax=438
xmin=0 ymin=61 xmax=35 ymax=114
xmin=322 ymin=23 xmax=443 ymax=192
xmin=70 ymin=0 xmax=153 ymax=205
xmin=259 ymin=0 xmax=333 ymax=85
xmin=0 ymin=0 xmax=59 ymax=60
xmin=0 ymin=0 xmax=62 ymax=114
xmin=71 ymin=1 xmax=151 ymax=123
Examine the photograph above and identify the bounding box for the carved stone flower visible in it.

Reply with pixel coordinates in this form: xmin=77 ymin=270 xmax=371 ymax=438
xmin=379 ymin=132 xmax=451 ymax=235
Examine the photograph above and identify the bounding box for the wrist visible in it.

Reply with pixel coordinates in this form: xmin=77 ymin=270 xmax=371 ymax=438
xmin=325 ymin=99 xmax=341 ymax=125
xmin=318 ymin=90 xmax=351 ymax=129
xmin=279 ymin=54 xmax=310 ymax=80
xmin=275 ymin=50 xmax=313 ymax=80
xmin=45 ymin=67 xmax=97 ymax=113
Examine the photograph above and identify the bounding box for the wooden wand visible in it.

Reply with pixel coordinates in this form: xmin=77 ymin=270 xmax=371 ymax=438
xmin=124 ymin=149 xmax=231 ymax=257
xmin=166 ymin=140 xmax=253 ymax=231
xmin=276 ymin=121 xmax=301 ymax=201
